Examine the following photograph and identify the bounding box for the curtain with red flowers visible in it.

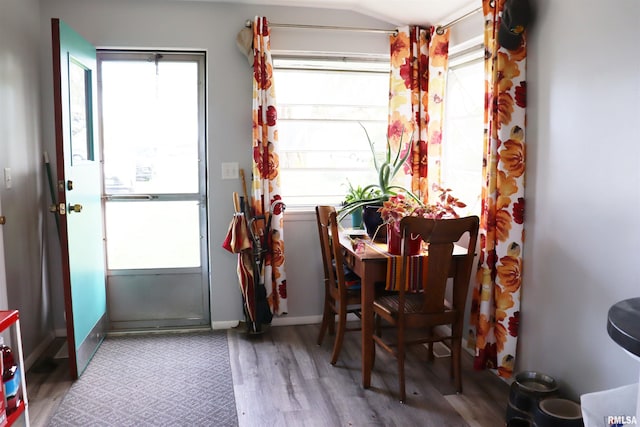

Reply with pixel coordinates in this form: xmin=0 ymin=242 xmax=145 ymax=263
xmin=469 ymin=0 xmax=527 ymax=378
xmin=251 ymin=16 xmax=287 ymax=315
xmin=387 ymin=26 xmax=450 ymax=204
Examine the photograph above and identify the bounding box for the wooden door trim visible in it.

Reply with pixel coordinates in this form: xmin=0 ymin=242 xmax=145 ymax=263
xmin=51 ymin=17 xmax=78 ymax=380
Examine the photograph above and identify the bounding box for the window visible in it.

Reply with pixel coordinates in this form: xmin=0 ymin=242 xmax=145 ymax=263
xmin=441 ymin=46 xmax=485 ymax=216
xmin=274 ymin=50 xmax=484 ymax=214
xmin=273 ymin=57 xmax=390 ymax=209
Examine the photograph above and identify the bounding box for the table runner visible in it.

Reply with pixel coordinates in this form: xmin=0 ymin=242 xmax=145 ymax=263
xmin=385 ymin=255 xmax=429 ymax=291
xmin=356 ymin=238 xmax=429 ymax=291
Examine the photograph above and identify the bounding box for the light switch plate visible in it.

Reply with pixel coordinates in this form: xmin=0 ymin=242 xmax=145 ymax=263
xmin=4 ymin=168 xmax=11 ymax=189
xmin=221 ymin=162 xmax=239 ymax=180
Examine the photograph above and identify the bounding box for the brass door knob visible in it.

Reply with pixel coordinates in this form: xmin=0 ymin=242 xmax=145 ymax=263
xmin=68 ymin=203 xmax=83 ymax=213
xmin=0 ymin=216 xmax=5 ymax=225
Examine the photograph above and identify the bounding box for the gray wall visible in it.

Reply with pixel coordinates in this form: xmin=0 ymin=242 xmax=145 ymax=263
xmin=522 ymin=0 xmax=640 ymax=398
xmin=0 ymin=0 xmax=52 ymax=364
xmin=37 ymin=0 xmax=395 ymax=330
xmin=1 ymin=0 xmax=638 ymax=403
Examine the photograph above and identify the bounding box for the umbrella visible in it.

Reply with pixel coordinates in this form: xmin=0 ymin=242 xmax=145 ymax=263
xmin=222 ymin=193 xmax=257 ymax=324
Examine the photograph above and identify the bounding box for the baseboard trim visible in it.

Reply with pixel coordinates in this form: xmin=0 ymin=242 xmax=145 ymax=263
xmin=24 ymin=330 xmax=56 ymax=370
xmin=211 ymin=320 xmax=240 ymax=330
xmin=92 ymin=314 xmax=348 ymax=334
xmin=107 ymin=326 xmax=212 ymax=336
xmin=271 ymin=315 xmax=322 ymax=326
xmin=212 ymin=314 xmax=349 ymax=329
xmin=270 ymin=313 xmax=363 ymax=327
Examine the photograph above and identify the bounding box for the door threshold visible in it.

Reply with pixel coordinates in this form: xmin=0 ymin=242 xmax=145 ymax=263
xmin=107 ymin=326 xmax=212 ymax=337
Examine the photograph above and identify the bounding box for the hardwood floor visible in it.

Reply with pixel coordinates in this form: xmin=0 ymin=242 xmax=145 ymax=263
xmin=24 ymin=325 xmax=509 ymax=426
xmin=25 ymin=338 xmax=72 ymax=427
xmin=229 ymin=323 xmax=509 ymax=427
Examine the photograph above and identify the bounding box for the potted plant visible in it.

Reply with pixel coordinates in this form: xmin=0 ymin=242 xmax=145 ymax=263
xmin=379 ymin=187 xmax=467 ymax=254
xmin=343 ymin=181 xmax=381 ymax=229
xmin=338 ymin=124 xmax=419 ymax=237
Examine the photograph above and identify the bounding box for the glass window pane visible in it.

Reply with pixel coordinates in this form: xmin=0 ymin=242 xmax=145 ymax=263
xmin=105 ymin=201 xmax=201 ymax=269
xmin=273 ymin=58 xmax=390 ymax=207
xmin=69 ymin=60 xmax=92 ymax=163
xmin=442 ymin=56 xmax=484 ymax=216
xmin=101 ymin=59 xmax=200 ymax=195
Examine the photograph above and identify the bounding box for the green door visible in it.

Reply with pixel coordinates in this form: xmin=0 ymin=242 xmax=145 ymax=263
xmin=51 ymin=19 xmax=106 ymax=379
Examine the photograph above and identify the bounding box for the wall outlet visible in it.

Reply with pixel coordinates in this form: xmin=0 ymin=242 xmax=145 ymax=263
xmin=221 ymin=162 xmax=239 ymax=180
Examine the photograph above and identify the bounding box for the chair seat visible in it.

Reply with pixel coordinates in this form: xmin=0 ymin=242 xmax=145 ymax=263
xmin=374 ymin=293 xmax=453 ymax=316
xmin=374 ymin=293 xmax=424 ymax=316
xmin=344 ymin=268 xmax=361 ymax=289
xmin=332 ymin=259 xmax=361 ymax=289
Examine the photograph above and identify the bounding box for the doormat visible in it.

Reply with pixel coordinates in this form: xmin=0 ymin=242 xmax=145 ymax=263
xmin=48 ymin=331 xmax=238 ymax=426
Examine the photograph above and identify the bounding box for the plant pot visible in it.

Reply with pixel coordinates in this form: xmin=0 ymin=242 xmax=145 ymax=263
xmin=386 ymin=223 xmax=422 ymax=255
xmin=351 ymin=207 xmax=363 ymax=229
xmin=362 ymin=205 xmax=386 ymax=241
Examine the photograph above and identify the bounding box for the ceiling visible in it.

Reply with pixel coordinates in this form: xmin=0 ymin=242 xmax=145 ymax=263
xmin=201 ymin=0 xmax=481 ymax=27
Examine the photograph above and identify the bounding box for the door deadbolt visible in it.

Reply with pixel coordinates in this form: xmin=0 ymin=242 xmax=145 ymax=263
xmin=68 ymin=203 xmax=83 ymax=213
xmin=50 ymin=203 xmax=66 ymax=215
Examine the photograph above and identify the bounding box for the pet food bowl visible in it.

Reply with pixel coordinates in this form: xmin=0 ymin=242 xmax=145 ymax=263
xmin=509 ymin=371 xmax=559 ymax=413
xmin=514 ymin=371 xmax=559 ymax=394
xmin=533 ymin=398 xmax=584 ymax=427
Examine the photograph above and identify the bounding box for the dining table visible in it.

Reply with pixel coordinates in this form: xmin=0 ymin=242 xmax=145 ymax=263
xmin=338 ymin=231 xmax=469 ymax=388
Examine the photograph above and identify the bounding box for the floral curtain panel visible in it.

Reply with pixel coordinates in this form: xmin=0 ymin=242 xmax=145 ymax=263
xmin=470 ymin=0 xmax=527 ymax=378
xmin=251 ymin=16 xmax=287 ymax=315
xmin=387 ymin=26 xmax=450 ymax=204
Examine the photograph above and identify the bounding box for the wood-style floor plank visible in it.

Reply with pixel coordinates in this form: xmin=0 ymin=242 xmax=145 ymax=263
xmin=25 ymin=325 xmax=509 ymax=426
xmin=229 ymin=323 xmax=509 ymax=427
xmin=25 ymin=338 xmax=72 ymax=427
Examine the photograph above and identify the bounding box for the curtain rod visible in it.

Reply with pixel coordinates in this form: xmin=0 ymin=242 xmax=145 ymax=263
xmin=435 ymin=6 xmax=483 ymax=35
xmin=245 ymin=6 xmax=483 ymax=37
xmin=244 ymin=19 xmax=396 ymax=35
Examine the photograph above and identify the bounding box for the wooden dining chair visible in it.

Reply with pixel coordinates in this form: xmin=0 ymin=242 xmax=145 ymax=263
xmin=370 ymin=215 xmax=479 ymax=402
xmin=315 ymin=205 xmax=363 ymax=365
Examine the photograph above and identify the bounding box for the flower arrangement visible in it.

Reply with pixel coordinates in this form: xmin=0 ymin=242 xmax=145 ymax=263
xmin=379 ymin=186 xmax=466 ymax=224
xmin=376 ymin=186 xmax=467 ymax=254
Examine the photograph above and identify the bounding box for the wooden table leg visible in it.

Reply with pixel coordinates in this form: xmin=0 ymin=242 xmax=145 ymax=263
xmin=361 ymin=271 xmax=375 ymax=388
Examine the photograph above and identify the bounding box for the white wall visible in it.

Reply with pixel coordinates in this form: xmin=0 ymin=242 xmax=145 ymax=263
xmin=0 ymin=0 xmax=53 ymax=363
xmin=522 ymin=0 xmax=640 ymax=398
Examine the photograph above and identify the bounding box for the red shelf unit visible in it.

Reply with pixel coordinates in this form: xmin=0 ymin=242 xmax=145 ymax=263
xmin=0 ymin=310 xmax=29 ymax=426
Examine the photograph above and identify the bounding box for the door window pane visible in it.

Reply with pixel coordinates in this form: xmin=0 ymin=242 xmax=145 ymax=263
xmin=101 ymin=58 xmax=200 ymax=194
xmin=69 ymin=59 xmax=93 ymax=163
xmin=105 ymin=201 xmax=201 ymax=269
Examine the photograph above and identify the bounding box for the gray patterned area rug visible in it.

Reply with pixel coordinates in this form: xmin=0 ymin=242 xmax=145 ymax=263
xmin=49 ymin=331 xmax=238 ymax=427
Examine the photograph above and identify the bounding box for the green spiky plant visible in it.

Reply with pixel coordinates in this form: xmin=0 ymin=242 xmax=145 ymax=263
xmin=343 ymin=181 xmax=381 ymax=205
xmin=338 ymin=123 xmax=421 ymax=222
